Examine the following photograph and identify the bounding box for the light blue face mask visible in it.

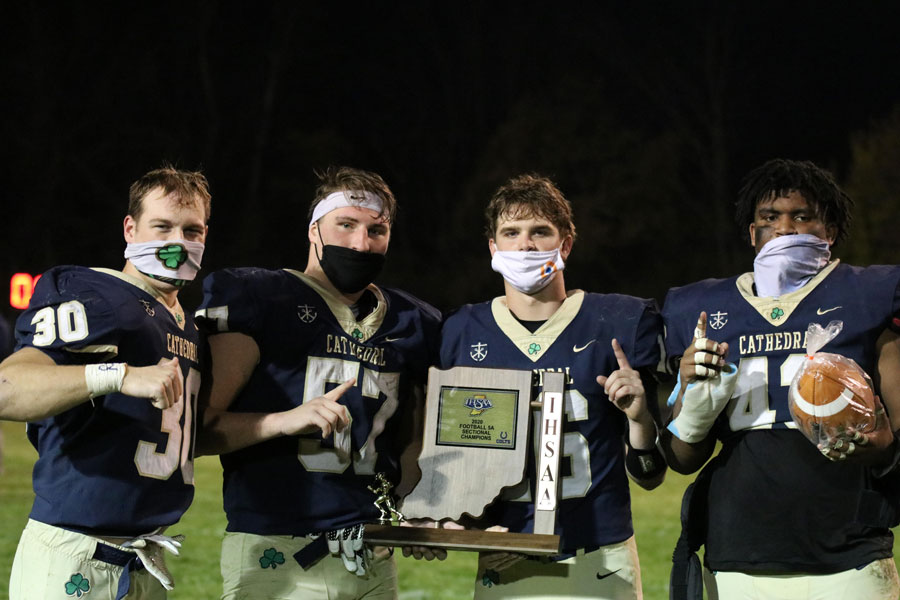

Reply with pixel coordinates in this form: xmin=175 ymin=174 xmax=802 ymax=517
xmin=753 ymin=234 xmax=831 ymax=297
xmin=124 ymin=239 xmax=205 ymax=287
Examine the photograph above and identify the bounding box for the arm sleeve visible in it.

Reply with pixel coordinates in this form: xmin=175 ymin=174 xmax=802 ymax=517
xmin=661 ymin=288 xmax=690 ymax=375
xmin=195 ymin=269 xmax=262 ymax=338
xmin=15 ymin=268 xmax=120 ymax=365
xmin=890 ymin=275 xmax=900 ymax=333
xmin=437 ymin=308 xmax=457 ymax=369
xmin=627 ymin=300 xmax=663 ymax=371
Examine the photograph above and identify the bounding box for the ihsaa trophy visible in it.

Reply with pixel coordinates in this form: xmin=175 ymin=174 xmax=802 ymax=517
xmin=364 ymin=366 xmax=563 ymax=555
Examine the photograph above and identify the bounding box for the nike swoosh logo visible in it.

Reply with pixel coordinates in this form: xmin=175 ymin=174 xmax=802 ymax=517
xmin=817 ymin=306 xmax=842 ymax=315
xmin=596 ymin=569 xmax=621 ymax=580
xmin=573 ymin=340 xmax=596 ymax=353
xmin=385 ymin=336 xmax=404 ymax=342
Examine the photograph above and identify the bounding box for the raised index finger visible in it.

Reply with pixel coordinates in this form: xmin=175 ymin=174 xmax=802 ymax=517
xmin=610 ymin=338 xmax=631 ymax=370
xmin=324 ymin=378 xmax=357 ymax=400
xmin=693 ymin=311 xmax=708 ymax=341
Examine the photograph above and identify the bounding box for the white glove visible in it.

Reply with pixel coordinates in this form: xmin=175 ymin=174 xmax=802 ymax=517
xmin=123 ymin=532 xmax=185 ymax=590
xmin=668 ymin=363 xmax=738 ymax=443
xmin=325 ymin=524 xmax=370 ymax=576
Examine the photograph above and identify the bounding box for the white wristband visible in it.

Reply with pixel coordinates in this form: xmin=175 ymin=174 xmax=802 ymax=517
xmin=85 ymin=363 xmax=127 ymax=398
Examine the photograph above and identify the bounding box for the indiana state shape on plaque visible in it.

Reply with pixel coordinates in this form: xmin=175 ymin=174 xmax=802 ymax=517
xmin=402 ymin=366 xmax=533 ymax=520
xmin=364 ymin=366 xmax=562 ymax=555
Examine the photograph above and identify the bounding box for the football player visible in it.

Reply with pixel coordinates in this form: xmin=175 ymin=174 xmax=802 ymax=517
xmin=194 ymin=166 xmax=440 ymax=600
xmin=662 ymin=159 xmax=900 ymax=599
xmin=0 ymin=166 xmax=211 ymax=600
xmin=439 ymin=174 xmax=666 ymax=599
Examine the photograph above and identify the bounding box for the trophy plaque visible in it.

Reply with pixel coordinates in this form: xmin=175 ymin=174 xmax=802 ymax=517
xmin=364 ymin=366 xmax=564 ymax=555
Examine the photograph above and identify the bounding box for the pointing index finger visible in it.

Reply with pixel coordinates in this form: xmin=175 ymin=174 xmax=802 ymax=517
xmin=324 ymin=378 xmax=357 ymax=400
xmin=693 ymin=311 xmax=707 ymax=341
xmin=611 ymin=338 xmax=631 ymax=370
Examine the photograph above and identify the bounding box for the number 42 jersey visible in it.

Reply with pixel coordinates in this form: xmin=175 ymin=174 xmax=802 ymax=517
xmin=195 ymin=268 xmax=441 ymax=535
xmin=662 ymin=261 xmax=900 ymax=573
xmin=15 ymin=266 xmax=200 ymax=537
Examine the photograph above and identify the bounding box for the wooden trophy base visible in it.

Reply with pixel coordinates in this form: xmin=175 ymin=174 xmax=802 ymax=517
xmin=364 ymin=524 xmax=560 ymax=555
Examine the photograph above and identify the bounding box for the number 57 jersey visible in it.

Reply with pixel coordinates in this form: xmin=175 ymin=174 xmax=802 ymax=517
xmin=15 ymin=266 xmax=201 ymax=537
xmin=195 ymin=268 xmax=441 ymax=535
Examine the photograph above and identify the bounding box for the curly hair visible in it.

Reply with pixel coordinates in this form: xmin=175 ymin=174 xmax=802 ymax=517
xmin=735 ymin=159 xmax=852 ymax=244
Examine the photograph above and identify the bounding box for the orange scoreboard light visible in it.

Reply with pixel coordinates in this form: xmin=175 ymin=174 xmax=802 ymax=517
xmin=10 ymin=273 xmax=41 ymax=310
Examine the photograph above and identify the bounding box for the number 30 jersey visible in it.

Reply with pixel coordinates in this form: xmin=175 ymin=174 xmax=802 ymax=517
xmin=15 ymin=266 xmax=200 ymax=537
xmin=439 ymin=291 xmax=662 ymax=554
xmin=195 ymin=268 xmax=441 ymax=535
xmin=662 ymin=261 xmax=900 ymax=573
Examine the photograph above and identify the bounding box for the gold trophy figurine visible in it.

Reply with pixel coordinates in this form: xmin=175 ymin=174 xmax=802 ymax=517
xmin=369 ymin=473 xmax=404 ymax=524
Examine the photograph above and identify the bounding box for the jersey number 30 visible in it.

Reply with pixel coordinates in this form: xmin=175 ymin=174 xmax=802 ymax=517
xmin=32 ymin=300 xmax=199 ymax=483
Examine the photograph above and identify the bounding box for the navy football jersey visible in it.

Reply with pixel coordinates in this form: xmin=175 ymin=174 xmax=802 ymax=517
xmin=663 ymin=261 xmax=900 ymax=572
xmin=195 ymin=268 xmax=441 ymax=535
xmin=16 ymin=266 xmax=200 ymax=536
xmin=440 ymin=291 xmax=662 ymax=554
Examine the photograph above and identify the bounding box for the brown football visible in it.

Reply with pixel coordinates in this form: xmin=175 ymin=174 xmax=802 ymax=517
xmin=789 ymin=354 xmax=877 ymax=443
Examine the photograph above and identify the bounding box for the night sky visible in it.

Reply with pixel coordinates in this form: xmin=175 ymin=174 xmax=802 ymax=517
xmin=3 ymin=1 xmax=900 ymax=334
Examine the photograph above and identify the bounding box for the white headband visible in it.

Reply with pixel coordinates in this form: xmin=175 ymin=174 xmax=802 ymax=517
xmin=309 ymin=190 xmax=384 ymax=228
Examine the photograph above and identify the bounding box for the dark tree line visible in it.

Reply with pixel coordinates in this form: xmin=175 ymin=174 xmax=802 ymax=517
xmin=3 ymin=1 xmax=900 ymax=328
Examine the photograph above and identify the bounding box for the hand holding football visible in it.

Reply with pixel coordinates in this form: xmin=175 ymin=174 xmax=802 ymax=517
xmin=789 ymin=353 xmax=877 ymax=446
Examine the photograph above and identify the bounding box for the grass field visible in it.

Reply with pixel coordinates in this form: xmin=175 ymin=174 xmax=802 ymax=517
xmin=1 ymin=419 xmax=897 ymax=599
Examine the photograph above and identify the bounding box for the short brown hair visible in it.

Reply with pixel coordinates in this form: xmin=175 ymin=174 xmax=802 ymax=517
xmin=308 ymin=166 xmax=397 ymax=224
xmin=128 ymin=165 xmax=211 ymax=222
xmin=484 ymin=174 xmax=576 ymax=241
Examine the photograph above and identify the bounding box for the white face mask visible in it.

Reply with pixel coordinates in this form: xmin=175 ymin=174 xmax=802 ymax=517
xmin=124 ymin=239 xmax=205 ymax=287
xmin=491 ymin=248 xmax=565 ymax=295
xmin=753 ymin=233 xmax=830 ymax=297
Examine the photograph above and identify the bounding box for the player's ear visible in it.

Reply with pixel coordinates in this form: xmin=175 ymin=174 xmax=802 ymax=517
xmin=824 ymin=224 xmax=837 ymax=246
xmin=123 ymin=215 xmax=137 ymax=243
xmin=488 ymin=238 xmax=497 ymax=257
xmin=560 ymin=234 xmax=573 ymax=260
xmin=748 ymin=223 xmax=756 ymax=250
xmin=308 ymin=221 xmax=319 ymax=246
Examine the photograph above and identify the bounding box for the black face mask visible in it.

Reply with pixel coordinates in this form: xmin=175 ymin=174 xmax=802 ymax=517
xmin=318 ymin=243 xmax=386 ymax=294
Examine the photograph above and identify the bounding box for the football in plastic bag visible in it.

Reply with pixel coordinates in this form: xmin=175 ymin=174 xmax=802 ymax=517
xmin=789 ymin=353 xmax=877 ymax=445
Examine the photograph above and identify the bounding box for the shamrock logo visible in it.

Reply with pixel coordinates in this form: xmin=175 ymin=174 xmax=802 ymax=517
xmin=770 ymin=307 xmax=785 ymax=320
xmin=155 ymin=244 xmax=188 ymax=269
xmin=259 ymin=547 xmax=285 ymax=569
xmin=65 ymin=573 xmax=91 ymax=597
xmin=481 ymin=569 xmax=500 ymax=587
xmin=528 ymin=343 xmax=541 ymax=355
xmin=352 ymin=328 xmax=364 ymax=341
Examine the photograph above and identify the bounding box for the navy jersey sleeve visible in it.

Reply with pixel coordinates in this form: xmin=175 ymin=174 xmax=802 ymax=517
xmin=625 ymin=299 xmax=663 ymax=371
xmin=890 ymin=269 xmax=900 ymax=333
xmin=15 ymin=267 xmax=120 ymax=365
xmin=195 ymin=268 xmax=263 ymax=338
xmin=437 ymin=306 xmax=470 ymax=369
xmin=661 ymin=286 xmax=693 ymax=365
xmin=387 ymin=287 xmax=443 ymax=373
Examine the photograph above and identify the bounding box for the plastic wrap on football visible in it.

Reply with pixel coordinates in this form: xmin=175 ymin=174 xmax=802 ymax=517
xmin=789 ymin=353 xmax=877 ymax=445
